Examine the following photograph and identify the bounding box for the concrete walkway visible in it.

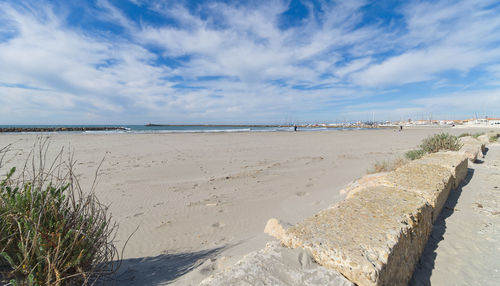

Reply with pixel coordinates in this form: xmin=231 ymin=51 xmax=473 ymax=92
xmin=411 ymin=144 xmax=500 ymax=285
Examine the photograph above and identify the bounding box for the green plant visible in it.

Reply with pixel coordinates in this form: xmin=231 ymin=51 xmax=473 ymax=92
xmin=459 ymin=132 xmax=484 ymax=138
xmin=405 ymin=149 xmax=426 ymax=161
xmin=472 ymin=132 xmax=484 ymax=139
xmin=490 ymin=135 xmax=498 ymax=143
xmin=420 ymin=133 xmax=462 ymax=153
xmin=0 ymin=139 xmax=119 ymax=285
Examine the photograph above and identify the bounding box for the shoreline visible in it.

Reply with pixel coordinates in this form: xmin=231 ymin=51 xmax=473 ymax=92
xmin=0 ymin=126 xmax=379 ymax=134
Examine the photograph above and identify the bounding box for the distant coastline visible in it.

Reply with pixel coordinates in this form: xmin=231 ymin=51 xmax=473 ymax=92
xmin=144 ymin=123 xmax=286 ymax=127
xmin=0 ymin=124 xmax=380 ymax=134
xmin=0 ymin=126 xmax=127 ymax=133
xmin=144 ymin=123 xmax=381 ymax=128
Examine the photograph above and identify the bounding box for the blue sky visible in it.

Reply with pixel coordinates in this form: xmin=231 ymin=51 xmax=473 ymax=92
xmin=1 ymin=0 xmax=500 ymax=124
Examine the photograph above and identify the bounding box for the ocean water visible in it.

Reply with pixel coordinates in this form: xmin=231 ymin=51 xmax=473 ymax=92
xmin=0 ymin=125 xmax=366 ymax=134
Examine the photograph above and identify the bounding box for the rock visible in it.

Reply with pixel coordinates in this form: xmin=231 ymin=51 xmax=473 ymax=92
xmin=459 ymin=136 xmax=485 ymax=162
xmin=0 ymin=127 xmax=126 ymax=133
xmin=343 ymin=154 xmax=462 ymax=222
xmin=459 ymin=144 xmax=482 ymax=162
xmin=264 ymin=218 xmax=292 ymax=241
xmin=477 ymin=134 xmax=490 ymax=144
xmin=385 ymin=162 xmax=454 ymax=222
xmin=460 ymin=136 xmax=486 ymax=152
xmin=341 ymin=172 xmax=391 ymax=199
xmin=199 ymin=241 xmax=354 ymax=286
xmin=280 ymin=186 xmax=433 ymax=286
xmin=409 ymin=152 xmax=468 ymax=189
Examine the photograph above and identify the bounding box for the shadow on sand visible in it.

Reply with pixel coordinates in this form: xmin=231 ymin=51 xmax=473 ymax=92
xmin=103 ymin=246 xmax=226 ymax=285
xmin=409 ymin=168 xmax=475 ymax=286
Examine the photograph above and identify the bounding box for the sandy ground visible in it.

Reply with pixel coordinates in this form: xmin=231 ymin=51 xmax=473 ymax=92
xmin=411 ymin=142 xmax=500 ymax=286
xmin=0 ymin=127 xmax=497 ymax=285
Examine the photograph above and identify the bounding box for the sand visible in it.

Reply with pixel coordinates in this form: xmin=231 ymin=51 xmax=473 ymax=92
xmin=0 ymin=127 xmax=497 ymax=285
xmin=411 ymin=142 xmax=500 ymax=286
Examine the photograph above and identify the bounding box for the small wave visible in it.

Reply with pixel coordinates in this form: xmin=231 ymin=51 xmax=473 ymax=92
xmin=301 ymin=127 xmax=328 ymax=131
xmin=83 ymin=130 xmax=128 ymax=134
xmin=169 ymin=128 xmax=252 ymax=133
xmin=105 ymin=128 xmax=254 ymax=134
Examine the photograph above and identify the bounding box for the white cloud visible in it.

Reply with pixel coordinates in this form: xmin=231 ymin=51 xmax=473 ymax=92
xmin=351 ymin=0 xmax=500 ymax=87
xmin=1 ymin=0 xmax=500 ymax=123
xmin=351 ymin=46 xmax=490 ymax=87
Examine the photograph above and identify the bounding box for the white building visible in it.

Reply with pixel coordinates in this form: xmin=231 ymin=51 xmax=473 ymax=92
xmin=488 ymin=118 xmax=500 ymax=125
xmin=464 ymin=118 xmax=500 ymax=125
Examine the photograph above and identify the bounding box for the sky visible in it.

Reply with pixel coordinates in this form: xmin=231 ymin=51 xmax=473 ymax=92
xmin=1 ymin=0 xmax=500 ymax=124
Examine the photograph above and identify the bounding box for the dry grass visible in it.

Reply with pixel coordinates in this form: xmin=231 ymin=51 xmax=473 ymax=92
xmin=458 ymin=132 xmax=484 ymax=138
xmin=405 ymin=149 xmax=426 ymax=161
xmin=367 ymin=157 xmax=408 ymax=174
xmin=0 ymin=138 xmax=123 ymax=285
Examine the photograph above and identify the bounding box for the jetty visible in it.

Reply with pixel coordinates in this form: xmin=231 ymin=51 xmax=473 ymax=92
xmin=0 ymin=127 xmax=127 ymax=133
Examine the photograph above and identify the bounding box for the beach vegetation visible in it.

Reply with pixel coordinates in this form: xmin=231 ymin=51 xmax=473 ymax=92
xmin=367 ymin=157 xmax=407 ymax=174
xmin=0 ymin=139 xmax=119 ymax=285
xmin=458 ymin=132 xmax=484 ymax=138
xmin=490 ymin=135 xmax=498 ymax=143
xmin=420 ymin=133 xmax=462 ymax=153
xmin=471 ymin=132 xmax=484 ymax=138
xmin=405 ymin=149 xmax=426 ymax=161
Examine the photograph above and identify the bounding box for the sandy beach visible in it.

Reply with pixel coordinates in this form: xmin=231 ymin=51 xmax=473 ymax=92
xmin=0 ymin=127 xmax=497 ymax=285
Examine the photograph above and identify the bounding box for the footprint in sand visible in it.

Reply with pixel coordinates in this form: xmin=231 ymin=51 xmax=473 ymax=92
xmin=133 ymin=212 xmax=144 ymax=217
xmin=295 ymin=191 xmax=309 ymax=197
xmin=212 ymin=222 xmax=225 ymax=228
xmin=156 ymin=221 xmax=171 ymax=229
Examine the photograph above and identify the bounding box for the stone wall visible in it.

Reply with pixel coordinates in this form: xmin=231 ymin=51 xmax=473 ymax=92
xmin=200 ymin=139 xmax=490 ymax=286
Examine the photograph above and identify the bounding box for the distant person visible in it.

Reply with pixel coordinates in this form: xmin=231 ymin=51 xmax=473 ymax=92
xmin=294 ymin=125 xmax=297 ymax=132
xmin=399 ymin=125 xmax=403 ymax=132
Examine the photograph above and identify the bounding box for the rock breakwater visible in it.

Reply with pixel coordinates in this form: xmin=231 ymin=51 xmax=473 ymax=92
xmin=0 ymin=127 xmax=126 ymax=133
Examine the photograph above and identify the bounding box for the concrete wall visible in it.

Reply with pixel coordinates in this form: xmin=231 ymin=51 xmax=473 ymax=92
xmin=200 ymin=138 xmax=489 ymax=286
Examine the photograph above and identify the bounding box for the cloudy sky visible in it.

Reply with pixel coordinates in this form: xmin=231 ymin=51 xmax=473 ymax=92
xmin=1 ymin=0 xmax=500 ymax=124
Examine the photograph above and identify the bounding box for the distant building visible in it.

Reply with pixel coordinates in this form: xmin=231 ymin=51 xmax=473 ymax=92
xmin=413 ymin=120 xmax=429 ymax=125
xmin=464 ymin=117 xmax=500 ymax=125
xmin=487 ymin=118 xmax=500 ymax=125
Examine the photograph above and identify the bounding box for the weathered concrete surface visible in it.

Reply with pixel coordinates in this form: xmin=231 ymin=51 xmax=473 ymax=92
xmin=459 ymin=136 xmax=485 ymax=162
xmin=264 ymin=218 xmax=291 ymax=242
xmin=477 ymin=134 xmax=490 ymax=144
xmin=385 ymin=163 xmax=454 ymax=222
xmin=410 ymin=152 xmax=468 ymax=189
xmin=280 ymin=186 xmax=432 ymax=286
xmin=199 ymin=241 xmax=354 ymax=286
xmin=342 ymin=154 xmax=464 ymax=221
xmin=341 ymin=172 xmax=390 ymax=199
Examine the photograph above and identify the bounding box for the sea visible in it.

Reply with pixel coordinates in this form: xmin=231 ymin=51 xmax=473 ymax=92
xmin=0 ymin=125 xmax=367 ymax=134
